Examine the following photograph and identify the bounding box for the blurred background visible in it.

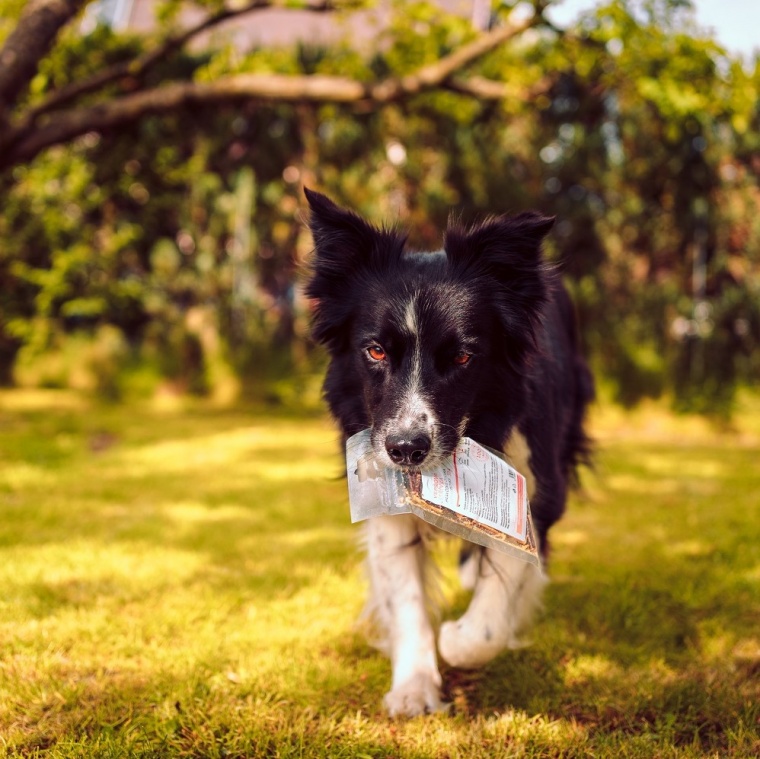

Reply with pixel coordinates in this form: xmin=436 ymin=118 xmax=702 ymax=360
xmin=1 ymin=0 xmax=758 ymax=416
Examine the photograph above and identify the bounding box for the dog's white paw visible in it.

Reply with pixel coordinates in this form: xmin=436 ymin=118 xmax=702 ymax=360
xmin=383 ymin=672 xmax=446 ymax=718
xmin=438 ymin=619 xmax=508 ymax=669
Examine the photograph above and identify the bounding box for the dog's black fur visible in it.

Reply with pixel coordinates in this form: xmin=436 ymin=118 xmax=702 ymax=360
xmin=305 ymin=188 xmax=593 ymax=556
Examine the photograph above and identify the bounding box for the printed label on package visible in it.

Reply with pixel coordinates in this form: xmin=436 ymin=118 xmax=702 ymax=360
xmin=419 ymin=438 xmax=527 ymax=541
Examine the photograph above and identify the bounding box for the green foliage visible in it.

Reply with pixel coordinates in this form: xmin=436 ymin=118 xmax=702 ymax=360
xmin=0 ymin=0 xmax=758 ymax=411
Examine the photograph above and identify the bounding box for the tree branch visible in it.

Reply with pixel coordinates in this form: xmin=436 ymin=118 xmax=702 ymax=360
xmin=28 ymin=0 xmax=339 ymax=120
xmin=1 ymin=8 xmax=546 ymax=169
xmin=445 ymin=74 xmax=552 ymax=101
xmin=369 ymin=11 xmax=539 ymax=101
xmin=0 ymin=0 xmax=90 ymax=114
xmin=3 ymin=75 xmax=368 ymax=166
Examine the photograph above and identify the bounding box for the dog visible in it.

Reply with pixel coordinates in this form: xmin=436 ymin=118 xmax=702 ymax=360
xmin=304 ymin=188 xmax=594 ymax=717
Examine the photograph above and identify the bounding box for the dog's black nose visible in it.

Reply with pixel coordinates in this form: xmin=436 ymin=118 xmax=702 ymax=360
xmin=385 ymin=433 xmax=431 ymax=467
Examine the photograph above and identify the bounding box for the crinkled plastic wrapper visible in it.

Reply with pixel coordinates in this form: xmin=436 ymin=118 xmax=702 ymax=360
xmin=346 ymin=429 xmax=540 ymax=567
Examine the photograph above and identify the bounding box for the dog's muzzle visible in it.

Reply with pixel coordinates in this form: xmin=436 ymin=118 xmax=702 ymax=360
xmin=384 ymin=431 xmax=431 ymax=467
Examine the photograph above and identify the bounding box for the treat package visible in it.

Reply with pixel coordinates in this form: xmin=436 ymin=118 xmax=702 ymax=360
xmin=345 ymin=429 xmax=540 ymax=567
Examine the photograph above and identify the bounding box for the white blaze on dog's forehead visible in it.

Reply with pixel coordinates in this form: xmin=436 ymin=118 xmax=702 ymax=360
xmin=380 ymin=292 xmax=435 ymax=434
xmin=398 ymin=340 xmax=432 ymax=428
xmin=404 ymin=293 xmax=419 ymax=336
xmin=399 ymin=292 xmax=432 ymax=427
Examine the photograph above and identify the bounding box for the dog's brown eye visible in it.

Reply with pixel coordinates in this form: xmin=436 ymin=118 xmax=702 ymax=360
xmin=367 ymin=346 xmax=387 ymax=361
xmin=454 ymin=352 xmax=471 ymax=366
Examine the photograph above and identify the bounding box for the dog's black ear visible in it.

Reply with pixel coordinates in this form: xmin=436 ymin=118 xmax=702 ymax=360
xmin=305 ymin=188 xmax=379 ymax=267
xmin=445 ymin=211 xmax=555 ymax=360
xmin=304 ymin=188 xmax=406 ymax=348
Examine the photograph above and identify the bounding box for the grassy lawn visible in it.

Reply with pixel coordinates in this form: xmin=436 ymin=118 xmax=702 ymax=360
xmin=0 ymin=389 xmax=758 ymax=758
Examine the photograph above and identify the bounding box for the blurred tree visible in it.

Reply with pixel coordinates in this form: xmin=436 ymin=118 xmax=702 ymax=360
xmin=0 ymin=0 xmax=757 ymax=411
xmin=551 ymin=0 xmax=760 ymax=412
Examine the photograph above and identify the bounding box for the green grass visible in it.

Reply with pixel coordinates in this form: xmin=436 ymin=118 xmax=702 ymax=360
xmin=0 ymin=389 xmax=758 ymax=758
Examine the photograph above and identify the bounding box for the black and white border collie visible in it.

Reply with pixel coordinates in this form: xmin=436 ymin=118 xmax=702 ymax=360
xmin=304 ymin=189 xmax=594 ymax=717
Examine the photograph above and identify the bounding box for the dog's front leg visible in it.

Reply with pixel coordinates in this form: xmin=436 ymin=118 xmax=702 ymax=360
xmin=365 ymin=514 xmax=443 ymax=717
xmin=439 ymin=548 xmax=547 ymax=669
